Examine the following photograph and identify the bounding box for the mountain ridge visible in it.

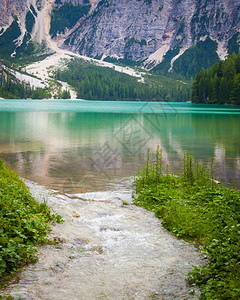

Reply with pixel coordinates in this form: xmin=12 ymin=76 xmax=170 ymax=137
xmin=0 ymin=0 xmax=239 ymax=76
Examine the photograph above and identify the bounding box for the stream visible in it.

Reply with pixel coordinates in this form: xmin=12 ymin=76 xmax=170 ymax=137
xmin=4 ymin=179 xmax=202 ymax=299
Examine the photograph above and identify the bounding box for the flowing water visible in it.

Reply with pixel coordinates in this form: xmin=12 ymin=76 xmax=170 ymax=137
xmin=3 ymin=180 xmax=203 ymax=299
xmin=1 ymin=100 xmax=240 ymax=299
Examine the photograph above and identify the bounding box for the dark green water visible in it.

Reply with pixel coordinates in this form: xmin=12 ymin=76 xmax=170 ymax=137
xmin=0 ymin=100 xmax=239 ymax=192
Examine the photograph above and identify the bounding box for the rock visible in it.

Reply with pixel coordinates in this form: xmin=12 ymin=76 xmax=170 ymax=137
xmin=72 ymin=211 xmax=80 ymax=218
xmin=64 ymin=0 xmax=240 ymax=66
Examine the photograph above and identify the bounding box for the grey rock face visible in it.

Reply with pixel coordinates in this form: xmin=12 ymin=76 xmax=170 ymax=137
xmin=0 ymin=0 xmax=28 ymax=27
xmin=0 ymin=0 xmax=239 ymax=66
xmin=191 ymin=0 xmax=240 ymax=42
xmin=60 ymin=0 xmax=240 ymax=67
xmin=66 ymin=0 xmax=179 ymax=60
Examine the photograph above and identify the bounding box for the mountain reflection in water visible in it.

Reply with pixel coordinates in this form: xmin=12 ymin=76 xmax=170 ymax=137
xmin=0 ymin=101 xmax=239 ymax=192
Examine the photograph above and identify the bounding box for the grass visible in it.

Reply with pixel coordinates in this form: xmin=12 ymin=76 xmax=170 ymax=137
xmin=133 ymin=148 xmax=240 ymax=299
xmin=0 ymin=160 xmax=63 ymax=284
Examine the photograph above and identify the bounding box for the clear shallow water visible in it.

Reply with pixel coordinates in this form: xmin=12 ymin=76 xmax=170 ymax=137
xmin=0 ymin=100 xmax=239 ymax=191
xmin=4 ymin=180 xmax=202 ymax=299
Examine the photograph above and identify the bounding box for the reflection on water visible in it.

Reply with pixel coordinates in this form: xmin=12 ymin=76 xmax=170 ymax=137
xmin=0 ymin=102 xmax=240 ymax=192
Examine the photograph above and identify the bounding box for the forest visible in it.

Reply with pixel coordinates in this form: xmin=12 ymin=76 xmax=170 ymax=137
xmin=55 ymin=58 xmax=190 ymax=101
xmin=0 ymin=60 xmax=72 ymax=99
xmin=191 ymin=52 xmax=240 ymax=104
xmin=0 ymin=68 xmax=50 ymax=99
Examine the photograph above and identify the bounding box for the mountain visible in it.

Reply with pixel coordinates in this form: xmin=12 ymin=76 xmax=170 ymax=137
xmin=0 ymin=0 xmax=240 ymax=77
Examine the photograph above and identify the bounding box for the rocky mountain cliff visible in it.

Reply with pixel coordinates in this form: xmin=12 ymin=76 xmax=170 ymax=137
xmin=0 ymin=0 xmax=240 ymax=76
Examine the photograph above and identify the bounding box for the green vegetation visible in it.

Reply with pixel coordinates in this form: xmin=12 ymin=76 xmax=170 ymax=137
xmin=153 ymin=38 xmax=219 ymax=80
xmin=0 ymin=15 xmax=50 ymax=64
xmin=172 ymin=38 xmax=219 ymax=79
xmin=124 ymin=37 xmax=147 ymax=49
xmin=25 ymin=11 xmax=35 ymax=34
xmin=152 ymin=48 xmax=180 ymax=75
xmin=50 ymin=3 xmax=91 ymax=37
xmin=0 ymin=58 xmax=73 ymax=99
xmin=30 ymin=4 xmax=38 ymax=17
xmin=55 ymin=58 xmax=190 ymax=101
xmin=103 ymin=56 xmax=142 ymax=67
xmin=228 ymin=33 xmax=240 ymax=55
xmin=191 ymin=52 xmax=240 ymax=104
xmin=60 ymin=89 xmax=71 ymax=99
xmin=133 ymin=148 xmax=240 ymax=299
xmin=0 ymin=21 xmax=21 ymax=58
xmin=0 ymin=160 xmax=63 ymax=279
xmin=0 ymin=68 xmax=50 ymax=99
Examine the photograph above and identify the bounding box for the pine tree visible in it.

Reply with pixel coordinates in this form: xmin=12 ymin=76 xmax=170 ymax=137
xmin=236 ymin=52 xmax=240 ymax=73
xmin=218 ymin=77 xmax=228 ymax=104
xmin=222 ymin=55 xmax=236 ymax=79
xmin=230 ymin=74 xmax=240 ymax=104
xmin=210 ymin=73 xmax=220 ymax=103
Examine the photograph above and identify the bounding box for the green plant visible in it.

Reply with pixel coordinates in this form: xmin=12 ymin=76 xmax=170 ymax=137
xmin=133 ymin=148 xmax=240 ymax=299
xmin=0 ymin=160 xmax=63 ymax=280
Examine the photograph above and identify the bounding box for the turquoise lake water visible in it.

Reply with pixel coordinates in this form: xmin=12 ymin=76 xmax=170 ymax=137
xmin=0 ymin=100 xmax=239 ymax=191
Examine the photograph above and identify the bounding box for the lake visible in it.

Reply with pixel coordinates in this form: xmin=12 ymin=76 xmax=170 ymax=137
xmin=0 ymin=100 xmax=240 ymax=191
xmin=1 ymin=99 xmax=240 ymax=299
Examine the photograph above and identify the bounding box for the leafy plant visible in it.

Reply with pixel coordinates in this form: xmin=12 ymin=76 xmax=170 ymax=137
xmin=0 ymin=160 xmax=63 ymax=280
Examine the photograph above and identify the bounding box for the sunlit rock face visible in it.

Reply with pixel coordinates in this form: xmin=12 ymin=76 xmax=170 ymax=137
xmin=0 ymin=0 xmax=239 ymax=67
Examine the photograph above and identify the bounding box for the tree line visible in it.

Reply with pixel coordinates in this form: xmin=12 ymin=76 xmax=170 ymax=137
xmin=191 ymin=52 xmax=240 ymax=104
